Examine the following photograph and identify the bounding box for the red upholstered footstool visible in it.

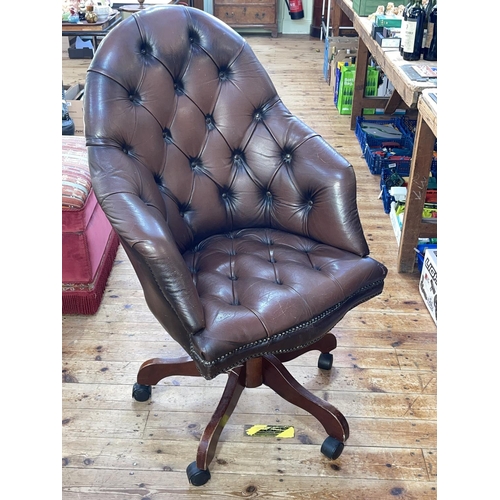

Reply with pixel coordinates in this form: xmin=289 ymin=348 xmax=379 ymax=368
xmin=62 ymin=136 xmax=120 ymax=315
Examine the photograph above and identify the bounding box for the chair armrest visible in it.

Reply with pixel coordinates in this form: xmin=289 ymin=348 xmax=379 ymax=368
xmin=87 ymin=146 xmax=206 ymax=347
xmin=264 ymin=109 xmax=370 ymax=257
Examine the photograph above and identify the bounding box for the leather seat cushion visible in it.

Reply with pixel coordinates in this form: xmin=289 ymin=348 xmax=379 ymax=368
xmin=184 ymin=228 xmax=385 ymax=375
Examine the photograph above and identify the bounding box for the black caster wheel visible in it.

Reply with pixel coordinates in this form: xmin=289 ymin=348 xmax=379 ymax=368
xmin=318 ymin=352 xmax=333 ymax=370
xmin=132 ymin=382 xmax=151 ymax=402
xmin=187 ymin=461 xmax=211 ymax=486
xmin=320 ymin=436 xmax=344 ymax=460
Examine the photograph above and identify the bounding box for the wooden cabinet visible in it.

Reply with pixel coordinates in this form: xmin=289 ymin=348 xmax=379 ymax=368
xmin=213 ymin=0 xmax=278 ymax=37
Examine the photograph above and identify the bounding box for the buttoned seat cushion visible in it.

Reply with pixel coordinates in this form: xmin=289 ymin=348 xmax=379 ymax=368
xmin=184 ymin=228 xmax=384 ymax=375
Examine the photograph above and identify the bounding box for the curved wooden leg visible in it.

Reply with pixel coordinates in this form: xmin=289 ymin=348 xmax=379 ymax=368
xmin=262 ymin=354 xmax=349 ymax=442
xmin=196 ymin=366 xmax=245 ymax=470
xmin=275 ymin=333 xmax=337 ymax=363
xmin=137 ymin=355 xmax=201 ymax=385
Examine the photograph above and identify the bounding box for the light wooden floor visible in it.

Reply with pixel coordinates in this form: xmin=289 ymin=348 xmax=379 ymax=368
xmin=62 ymin=32 xmax=437 ymax=499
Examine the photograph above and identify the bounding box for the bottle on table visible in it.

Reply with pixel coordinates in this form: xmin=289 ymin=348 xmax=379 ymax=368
xmin=399 ymin=1 xmax=413 ymax=56
xmin=423 ymin=3 xmax=437 ymax=61
xmin=402 ymin=0 xmax=426 ymax=61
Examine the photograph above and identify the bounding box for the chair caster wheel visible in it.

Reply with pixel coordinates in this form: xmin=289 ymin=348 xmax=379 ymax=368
xmin=132 ymin=382 xmax=151 ymax=402
xmin=318 ymin=352 xmax=333 ymax=370
xmin=187 ymin=461 xmax=211 ymax=486
xmin=321 ymin=436 xmax=344 ymax=460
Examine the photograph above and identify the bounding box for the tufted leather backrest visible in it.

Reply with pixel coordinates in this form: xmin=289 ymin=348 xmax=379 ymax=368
xmin=85 ymin=6 xmax=368 ymax=253
xmin=84 ymin=6 xmax=371 ymax=354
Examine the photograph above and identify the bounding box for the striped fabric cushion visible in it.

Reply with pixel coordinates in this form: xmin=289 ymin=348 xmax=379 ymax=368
xmin=62 ymin=136 xmax=92 ymax=210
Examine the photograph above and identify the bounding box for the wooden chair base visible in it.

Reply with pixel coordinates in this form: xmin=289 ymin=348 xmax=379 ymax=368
xmin=133 ymin=333 xmax=349 ymax=485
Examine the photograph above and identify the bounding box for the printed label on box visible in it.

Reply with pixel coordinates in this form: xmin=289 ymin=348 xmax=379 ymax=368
xmin=419 ymin=249 xmax=437 ymax=324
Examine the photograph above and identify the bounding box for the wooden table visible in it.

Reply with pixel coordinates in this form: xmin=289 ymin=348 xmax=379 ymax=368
xmin=397 ymin=89 xmax=437 ymax=272
xmin=331 ymin=0 xmax=436 ymax=130
xmin=62 ymin=10 xmax=121 ymax=52
xmin=330 ymin=0 xmax=437 ymax=273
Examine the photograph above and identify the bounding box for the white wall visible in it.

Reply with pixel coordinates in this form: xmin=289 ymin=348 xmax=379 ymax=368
xmin=279 ymin=0 xmax=313 ymax=35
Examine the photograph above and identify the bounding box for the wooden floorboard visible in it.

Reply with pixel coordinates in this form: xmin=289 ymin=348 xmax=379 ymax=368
xmin=62 ymin=30 xmax=437 ymax=499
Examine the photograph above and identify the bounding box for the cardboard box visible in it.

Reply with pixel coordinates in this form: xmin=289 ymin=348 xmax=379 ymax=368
xmin=324 ymin=36 xmax=358 ymax=84
xmin=419 ymin=248 xmax=437 ymax=324
xmin=64 ymin=83 xmax=85 ymax=136
xmin=383 ymin=27 xmax=401 ymax=38
xmin=68 ymin=44 xmax=94 ymax=59
xmin=333 ymin=47 xmax=357 ymax=69
xmin=371 ymin=23 xmax=383 ymax=39
xmin=375 ymin=15 xmax=402 ymax=28
xmin=330 ymin=48 xmax=357 ymax=84
xmin=375 ymin=32 xmax=401 ymax=49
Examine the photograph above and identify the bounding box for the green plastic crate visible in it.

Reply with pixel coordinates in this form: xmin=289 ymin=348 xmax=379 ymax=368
xmin=336 ymin=64 xmax=379 ymax=116
xmin=352 ymin=0 xmax=383 ymax=17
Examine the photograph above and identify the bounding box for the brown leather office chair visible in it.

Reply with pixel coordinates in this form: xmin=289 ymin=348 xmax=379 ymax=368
xmin=84 ymin=5 xmax=387 ymax=486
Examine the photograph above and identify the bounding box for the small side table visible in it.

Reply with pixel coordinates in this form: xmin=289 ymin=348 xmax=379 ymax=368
xmin=62 ymin=10 xmax=122 ymax=54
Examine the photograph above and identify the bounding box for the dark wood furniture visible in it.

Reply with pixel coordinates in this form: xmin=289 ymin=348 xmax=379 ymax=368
xmin=62 ymin=10 xmax=121 ymax=53
xmin=213 ymin=0 xmax=279 ymax=37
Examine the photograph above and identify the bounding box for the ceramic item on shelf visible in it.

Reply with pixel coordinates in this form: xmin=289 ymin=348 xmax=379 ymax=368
xmin=85 ymin=9 xmax=98 ymax=22
xmin=67 ymin=6 xmax=79 ymax=22
xmin=94 ymin=1 xmax=111 ymax=21
xmin=78 ymin=1 xmax=86 ymax=20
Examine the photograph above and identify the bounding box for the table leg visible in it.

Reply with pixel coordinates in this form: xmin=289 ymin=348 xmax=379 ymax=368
xmin=332 ymin=0 xmax=342 ymax=36
xmin=397 ymin=112 xmax=436 ymax=273
xmin=350 ymin=38 xmax=369 ymax=130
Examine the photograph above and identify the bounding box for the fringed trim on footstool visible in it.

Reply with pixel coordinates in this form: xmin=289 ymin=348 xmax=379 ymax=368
xmin=62 ymin=232 xmax=120 ymax=315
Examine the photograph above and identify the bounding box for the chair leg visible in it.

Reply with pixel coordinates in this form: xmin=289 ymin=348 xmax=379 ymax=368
xmin=262 ymin=354 xmax=349 ymax=444
xmin=196 ymin=366 xmax=245 ymax=470
xmin=187 ymin=366 xmax=245 ymax=486
xmin=132 ymin=355 xmax=201 ymax=402
xmin=136 ymin=355 xmax=201 ymax=385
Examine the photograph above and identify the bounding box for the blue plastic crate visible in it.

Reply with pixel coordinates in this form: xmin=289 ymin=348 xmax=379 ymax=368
xmin=355 ymin=117 xmax=414 ymax=174
xmin=380 ymin=165 xmax=409 ymax=190
xmin=381 ymin=184 xmax=393 ymax=214
xmin=371 ymin=150 xmax=412 ymax=177
xmin=355 ymin=116 xmax=412 ymax=147
xmin=380 ymin=167 xmax=407 ymax=214
xmin=399 ymin=116 xmax=438 ymax=177
xmin=415 ymin=243 xmax=437 ymax=273
xmin=380 ymin=168 xmax=406 ymax=214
